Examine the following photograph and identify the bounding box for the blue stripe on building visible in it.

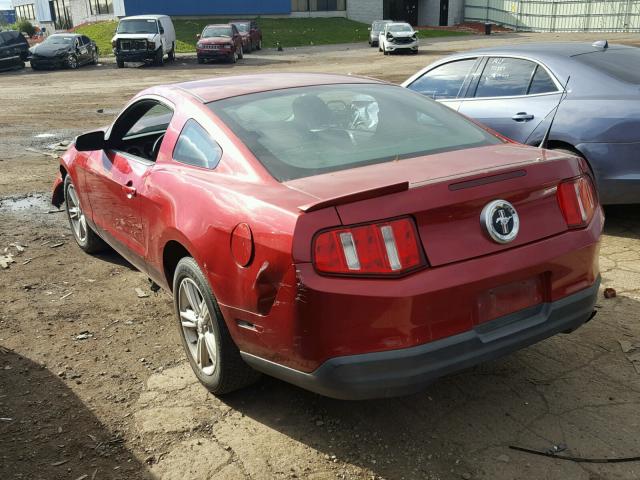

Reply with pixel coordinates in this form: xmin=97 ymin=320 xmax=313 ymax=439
xmin=123 ymin=0 xmax=291 ymax=16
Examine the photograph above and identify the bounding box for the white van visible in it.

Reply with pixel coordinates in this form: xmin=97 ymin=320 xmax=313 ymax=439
xmin=111 ymin=15 xmax=176 ymax=68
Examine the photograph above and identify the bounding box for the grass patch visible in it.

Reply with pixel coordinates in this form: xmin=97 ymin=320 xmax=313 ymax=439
xmin=76 ymin=17 xmax=470 ymax=56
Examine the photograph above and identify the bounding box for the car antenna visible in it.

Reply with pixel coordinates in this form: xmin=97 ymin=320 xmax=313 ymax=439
xmin=539 ymin=76 xmax=570 ymax=150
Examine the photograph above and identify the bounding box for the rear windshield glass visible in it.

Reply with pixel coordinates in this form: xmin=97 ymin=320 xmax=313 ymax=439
xmin=208 ymin=84 xmax=502 ymax=181
xmin=0 ymin=31 xmax=20 ymax=46
xmin=573 ymin=48 xmax=640 ymax=84
xmin=203 ymin=26 xmax=233 ymax=37
xmin=117 ymin=19 xmax=158 ymax=34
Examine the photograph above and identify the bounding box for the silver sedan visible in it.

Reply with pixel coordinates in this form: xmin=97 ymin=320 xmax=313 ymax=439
xmin=403 ymin=42 xmax=640 ymax=204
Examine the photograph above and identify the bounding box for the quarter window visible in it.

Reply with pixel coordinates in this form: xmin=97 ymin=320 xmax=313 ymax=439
xmin=407 ymin=59 xmax=477 ymax=99
xmin=173 ymin=119 xmax=223 ymax=170
xmin=528 ymin=66 xmax=557 ymax=94
xmin=475 ymin=57 xmax=538 ymax=97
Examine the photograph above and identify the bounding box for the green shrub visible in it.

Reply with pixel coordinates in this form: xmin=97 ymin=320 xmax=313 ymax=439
xmin=16 ymin=19 xmax=35 ymax=37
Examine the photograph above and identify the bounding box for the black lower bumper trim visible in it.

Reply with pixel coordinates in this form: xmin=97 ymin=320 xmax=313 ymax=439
xmin=241 ymin=277 xmax=600 ymax=400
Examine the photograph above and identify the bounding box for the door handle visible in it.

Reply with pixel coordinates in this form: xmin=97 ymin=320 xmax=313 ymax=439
xmin=122 ymin=182 xmax=136 ymax=199
xmin=512 ymin=112 xmax=534 ymax=122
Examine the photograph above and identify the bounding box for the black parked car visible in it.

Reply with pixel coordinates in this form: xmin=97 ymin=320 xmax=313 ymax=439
xmin=30 ymin=33 xmax=99 ymax=70
xmin=0 ymin=30 xmax=30 ymax=71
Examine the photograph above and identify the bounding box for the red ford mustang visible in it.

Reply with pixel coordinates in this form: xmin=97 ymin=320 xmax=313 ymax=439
xmin=52 ymin=73 xmax=602 ymax=399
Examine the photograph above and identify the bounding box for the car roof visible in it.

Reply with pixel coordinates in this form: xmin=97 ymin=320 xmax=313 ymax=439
xmin=204 ymin=24 xmax=232 ymax=28
xmin=50 ymin=33 xmax=80 ymax=37
xmin=461 ymin=41 xmax=635 ymax=59
xmin=171 ymin=73 xmax=386 ymax=103
xmin=230 ymin=20 xmax=251 ymax=23
xmin=122 ymin=14 xmax=168 ymax=20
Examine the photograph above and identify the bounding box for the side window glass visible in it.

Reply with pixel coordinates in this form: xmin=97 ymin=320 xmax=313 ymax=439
xmin=173 ymin=119 xmax=223 ymax=169
xmin=124 ymin=103 xmax=173 ymax=138
xmin=475 ymin=57 xmax=537 ymax=98
xmin=407 ymin=59 xmax=477 ymax=100
xmin=528 ymin=66 xmax=557 ymax=94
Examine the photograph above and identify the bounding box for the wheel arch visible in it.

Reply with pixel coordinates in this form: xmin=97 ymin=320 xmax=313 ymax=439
xmin=162 ymin=239 xmax=194 ymax=293
xmin=52 ymin=164 xmax=69 ymax=208
xmin=545 ymin=140 xmax=596 ymax=178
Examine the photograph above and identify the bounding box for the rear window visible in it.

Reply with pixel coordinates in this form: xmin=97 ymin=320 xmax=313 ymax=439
xmin=0 ymin=31 xmax=22 ymax=46
xmin=208 ymin=84 xmax=502 ymax=181
xmin=573 ymin=48 xmax=640 ymax=84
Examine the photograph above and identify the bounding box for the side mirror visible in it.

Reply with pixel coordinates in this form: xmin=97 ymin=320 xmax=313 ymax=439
xmin=196 ymin=33 xmax=201 ymax=39
xmin=159 ymin=26 xmax=165 ymax=34
xmin=368 ymin=27 xmax=371 ymax=31
xmin=75 ymin=130 xmax=106 ymax=152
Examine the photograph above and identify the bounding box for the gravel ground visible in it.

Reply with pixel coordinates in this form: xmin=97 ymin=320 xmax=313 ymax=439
xmin=1 ymin=31 xmax=639 ymax=480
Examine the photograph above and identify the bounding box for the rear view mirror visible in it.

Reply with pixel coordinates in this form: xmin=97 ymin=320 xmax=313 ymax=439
xmin=75 ymin=130 xmax=106 ymax=152
xmin=368 ymin=27 xmax=371 ymax=31
xmin=196 ymin=33 xmax=201 ymax=39
xmin=159 ymin=26 xmax=165 ymax=34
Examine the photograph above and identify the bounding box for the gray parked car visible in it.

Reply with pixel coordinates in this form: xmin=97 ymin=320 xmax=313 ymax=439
xmin=402 ymin=42 xmax=640 ymax=204
xmin=368 ymin=20 xmax=393 ymax=47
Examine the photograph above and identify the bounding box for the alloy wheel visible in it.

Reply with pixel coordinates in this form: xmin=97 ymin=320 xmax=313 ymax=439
xmin=66 ymin=184 xmax=87 ymax=243
xmin=178 ymin=278 xmax=217 ymax=376
xmin=68 ymin=54 xmax=78 ymax=69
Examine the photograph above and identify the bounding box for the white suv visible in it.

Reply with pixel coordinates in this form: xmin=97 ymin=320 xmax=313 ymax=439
xmin=112 ymin=15 xmax=176 ymax=68
xmin=379 ymin=23 xmax=418 ymax=55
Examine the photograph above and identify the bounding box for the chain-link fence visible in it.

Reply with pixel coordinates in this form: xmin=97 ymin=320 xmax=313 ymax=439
xmin=465 ymin=0 xmax=640 ymax=31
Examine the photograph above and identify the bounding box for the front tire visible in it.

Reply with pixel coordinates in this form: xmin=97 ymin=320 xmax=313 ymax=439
xmin=154 ymin=48 xmax=164 ymax=66
xmin=116 ymin=57 xmax=124 ymax=68
xmin=173 ymin=257 xmax=260 ymax=394
xmin=197 ymin=55 xmax=204 ymax=64
xmin=67 ymin=53 xmax=78 ymax=69
xmin=64 ymin=175 xmax=106 ymax=254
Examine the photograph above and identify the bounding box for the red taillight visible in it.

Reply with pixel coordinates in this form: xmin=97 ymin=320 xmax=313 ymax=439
xmin=313 ymin=217 xmax=425 ymax=276
xmin=557 ymin=175 xmax=597 ymax=228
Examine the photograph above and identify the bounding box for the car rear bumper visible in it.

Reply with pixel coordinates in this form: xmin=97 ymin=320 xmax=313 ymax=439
xmin=0 ymin=55 xmax=24 ymax=70
xmin=242 ymin=276 xmax=599 ymax=399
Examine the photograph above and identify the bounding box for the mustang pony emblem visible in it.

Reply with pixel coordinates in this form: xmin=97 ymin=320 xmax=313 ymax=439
xmin=481 ymin=200 xmax=520 ymax=244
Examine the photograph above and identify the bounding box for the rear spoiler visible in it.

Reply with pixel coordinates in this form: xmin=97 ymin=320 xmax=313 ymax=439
xmin=298 ymin=181 xmax=409 ymax=213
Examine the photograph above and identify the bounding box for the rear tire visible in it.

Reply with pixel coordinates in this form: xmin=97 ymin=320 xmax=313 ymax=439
xmin=237 ymin=45 xmax=243 ymax=60
xmin=173 ymin=257 xmax=260 ymax=395
xmin=168 ymin=43 xmax=175 ymax=61
xmin=256 ymin=38 xmax=262 ymax=50
xmin=91 ymin=49 xmax=99 ymax=65
xmin=64 ymin=175 xmax=107 ymax=254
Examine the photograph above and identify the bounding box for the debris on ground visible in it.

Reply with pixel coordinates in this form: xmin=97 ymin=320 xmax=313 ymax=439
xmin=51 ymin=242 xmax=65 ymax=248
xmin=0 ymin=254 xmax=15 ymax=269
xmin=75 ymin=331 xmax=93 ymax=341
xmin=135 ymin=288 xmax=149 ymax=298
xmin=509 ymin=445 xmax=640 ymax=463
xmin=604 ymin=288 xmax=617 ymax=298
xmin=618 ymin=340 xmax=636 ymax=353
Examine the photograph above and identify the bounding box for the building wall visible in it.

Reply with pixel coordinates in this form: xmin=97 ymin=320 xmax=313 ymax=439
xmin=418 ymin=0 xmax=464 ymax=26
xmin=69 ymin=0 xmax=123 ymax=27
xmin=122 ymin=0 xmax=291 ymax=16
xmin=347 ymin=0 xmax=383 ymax=24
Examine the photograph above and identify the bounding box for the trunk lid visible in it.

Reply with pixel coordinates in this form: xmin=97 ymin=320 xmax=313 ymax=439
xmin=285 ymin=144 xmax=582 ymax=266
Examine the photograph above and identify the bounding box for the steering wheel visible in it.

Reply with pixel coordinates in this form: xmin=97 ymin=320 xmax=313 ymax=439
xmin=151 ymin=134 xmax=165 ymax=160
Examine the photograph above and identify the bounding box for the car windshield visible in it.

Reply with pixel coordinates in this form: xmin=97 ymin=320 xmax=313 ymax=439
xmin=203 ymin=26 xmax=232 ymax=38
xmin=233 ymin=23 xmax=249 ymax=32
xmin=388 ymin=24 xmax=412 ymax=32
xmin=209 ymin=84 xmax=502 ymax=181
xmin=573 ymin=48 xmax=640 ymax=84
xmin=45 ymin=36 xmax=74 ymax=45
xmin=117 ymin=19 xmax=159 ymax=34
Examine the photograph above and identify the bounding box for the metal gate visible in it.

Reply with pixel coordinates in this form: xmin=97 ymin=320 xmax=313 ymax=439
xmin=465 ymin=0 xmax=640 ymax=32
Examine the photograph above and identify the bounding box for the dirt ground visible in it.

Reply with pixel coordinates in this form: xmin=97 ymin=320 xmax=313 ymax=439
xmin=1 ymin=31 xmax=640 ymax=480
